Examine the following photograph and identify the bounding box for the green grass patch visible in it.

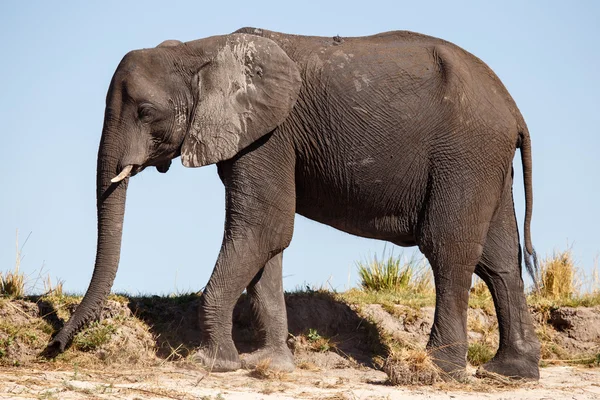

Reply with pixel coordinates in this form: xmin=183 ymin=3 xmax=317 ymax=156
xmin=72 ymin=321 xmax=117 ymax=352
xmin=338 ymin=287 xmax=436 ymax=310
xmin=306 ymin=328 xmax=333 ymax=352
xmin=357 ymin=252 xmax=433 ymax=293
xmin=467 ymin=342 xmax=494 ymax=366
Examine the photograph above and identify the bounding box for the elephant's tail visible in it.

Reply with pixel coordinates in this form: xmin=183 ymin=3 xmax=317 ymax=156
xmin=519 ymin=128 xmax=539 ymax=287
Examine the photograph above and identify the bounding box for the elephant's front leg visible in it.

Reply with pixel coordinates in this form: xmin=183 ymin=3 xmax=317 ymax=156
xmin=193 ymin=141 xmax=296 ymax=372
xmin=193 ymin=238 xmax=272 ymax=371
xmin=241 ymin=252 xmax=295 ymax=371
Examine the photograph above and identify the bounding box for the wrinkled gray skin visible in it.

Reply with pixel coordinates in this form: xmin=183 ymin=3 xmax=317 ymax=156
xmin=44 ymin=28 xmax=540 ymax=380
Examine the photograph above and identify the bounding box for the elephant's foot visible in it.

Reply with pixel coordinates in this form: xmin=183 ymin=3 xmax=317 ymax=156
xmin=191 ymin=344 xmax=241 ymax=372
xmin=434 ymin=365 xmax=473 ymax=383
xmin=428 ymin=348 xmax=470 ymax=382
xmin=40 ymin=338 xmax=66 ymax=359
xmin=241 ymin=346 xmax=295 ymax=372
xmin=477 ymin=355 xmax=539 ymax=381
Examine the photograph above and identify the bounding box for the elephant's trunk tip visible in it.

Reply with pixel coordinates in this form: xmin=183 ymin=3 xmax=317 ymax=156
xmin=111 ymin=164 xmax=133 ymax=183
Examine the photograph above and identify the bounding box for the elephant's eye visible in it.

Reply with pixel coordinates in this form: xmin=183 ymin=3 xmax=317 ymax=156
xmin=138 ymin=104 xmax=156 ymax=123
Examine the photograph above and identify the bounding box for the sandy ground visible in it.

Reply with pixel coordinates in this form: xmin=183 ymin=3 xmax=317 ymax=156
xmin=1 ymin=365 xmax=599 ymax=400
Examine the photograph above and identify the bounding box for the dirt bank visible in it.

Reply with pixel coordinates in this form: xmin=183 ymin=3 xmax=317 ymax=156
xmin=0 ymin=292 xmax=599 ymax=399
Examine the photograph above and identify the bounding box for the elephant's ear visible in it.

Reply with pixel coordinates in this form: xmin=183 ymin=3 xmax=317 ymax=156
xmin=181 ymin=34 xmax=301 ymax=167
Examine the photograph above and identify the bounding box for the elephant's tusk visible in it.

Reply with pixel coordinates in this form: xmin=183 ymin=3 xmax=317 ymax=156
xmin=110 ymin=165 xmax=133 ymax=183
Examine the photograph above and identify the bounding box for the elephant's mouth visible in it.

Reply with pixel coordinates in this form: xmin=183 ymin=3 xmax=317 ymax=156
xmin=111 ymin=158 xmax=171 ymax=183
xmin=130 ymin=164 xmax=146 ymax=177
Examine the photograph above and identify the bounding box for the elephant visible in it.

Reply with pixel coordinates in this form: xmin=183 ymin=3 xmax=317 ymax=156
xmin=43 ymin=27 xmax=541 ymax=380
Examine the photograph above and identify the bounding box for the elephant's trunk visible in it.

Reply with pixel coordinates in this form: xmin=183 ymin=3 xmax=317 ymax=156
xmin=44 ymin=125 xmax=129 ymax=355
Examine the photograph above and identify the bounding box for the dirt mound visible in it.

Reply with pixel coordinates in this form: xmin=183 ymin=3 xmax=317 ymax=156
xmin=546 ymin=307 xmax=600 ymax=354
xmin=0 ymin=296 xmax=155 ymax=367
xmin=234 ymin=291 xmax=384 ymax=367
xmin=128 ymin=294 xmax=201 ymax=359
xmin=0 ymin=293 xmax=598 ymax=375
xmin=128 ymin=291 xmax=384 ymax=368
xmin=0 ymin=299 xmax=51 ymax=364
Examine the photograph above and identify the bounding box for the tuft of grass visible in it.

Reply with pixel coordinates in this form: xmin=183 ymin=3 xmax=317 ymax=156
xmin=72 ymin=321 xmax=117 ymax=352
xmin=305 ymin=328 xmax=333 ymax=352
xmin=1 ymin=230 xmax=27 ymax=298
xmin=467 ymin=342 xmax=494 ymax=366
xmin=357 ymin=253 xmax=409 ymax=292
xmin=350 ymin=251 xmax=436 ymax=314
xmin=352 ymin=301 xmax=442 ymax=385
xmin=0 ymin=268 xmax=25 ymax=298
xmin=538 ymin=249 xmax=576 ymax=300
xmin=384 ymin=347 xmax=441 ymax=385
xmin=357 ymin=252 xmax=433 ymax=293
xmin=528 ymin=249 xmax=600 ymax=308
xmin=249 ymin=358 xmax=287 ymax=380
xmin=42 ymin=275 xmax=63 ymax=297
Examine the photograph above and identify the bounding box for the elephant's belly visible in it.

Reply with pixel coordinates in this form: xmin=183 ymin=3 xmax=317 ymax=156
xmin=292 ymin=139 xmax=427 ymax=247
xmin=295 ymin=200 xmax=418 ymax=247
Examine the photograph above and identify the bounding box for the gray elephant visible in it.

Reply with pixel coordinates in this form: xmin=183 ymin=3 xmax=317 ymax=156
xmin=44 ymin=27 xmax=540 ymax=380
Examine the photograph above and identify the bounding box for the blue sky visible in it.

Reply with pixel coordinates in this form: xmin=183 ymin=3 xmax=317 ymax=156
xmin=1 ymin=1 xmax=598 ymax=295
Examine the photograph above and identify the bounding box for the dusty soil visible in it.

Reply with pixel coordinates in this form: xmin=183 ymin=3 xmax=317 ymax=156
xmin=2 ymin=365 xmax=600 ymax=399
xmin=0 ymin=292 xmax=599 ymax=399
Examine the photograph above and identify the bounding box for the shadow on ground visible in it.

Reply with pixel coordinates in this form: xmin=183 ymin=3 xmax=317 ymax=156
xmin=127 ymin=291 xmax=385 ymax=366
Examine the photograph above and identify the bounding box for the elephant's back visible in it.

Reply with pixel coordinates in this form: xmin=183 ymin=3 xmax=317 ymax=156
xmin=237 ymin=27 xmax=525 ymax=136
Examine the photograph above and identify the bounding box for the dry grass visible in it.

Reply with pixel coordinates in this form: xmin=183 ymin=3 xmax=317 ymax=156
xmin=0 ymin=232 xmax=598 ymax=383
xmin=354 ymin=248 xmax=600 ymax=312
xmin=538 ymin=249 xmax=576 ymax=299
xmin=1 ymin=230 xmax=27 ymax=298
xmin=338 ymin=287 xmax=435 ymax=310
xmin=536 ymin=324 xmax=569 ymax=362
xmin=349 ymin=299 xmax=442 ymax=385
xmin=0 ymin=268 xmax=25 ymax=298
xmin=248 ymin=359 xmax=288 ymax=380
xmin=42 ymin=275 xmax=64 ymax=297
xmin=296 ymin=360 xmax=320 ymax=371
xmin=292 ymin=329 xmax=337 ymax=353
xmin=384 ymin=347 xmax=441 ymax=385
xmin=529 ymin=249 xmax=600 ymax=308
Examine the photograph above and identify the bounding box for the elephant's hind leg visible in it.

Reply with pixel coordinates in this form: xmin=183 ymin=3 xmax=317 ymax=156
xmin=475 ymin=189 xmax=540 ymax=380
xmin=421 ymin=235 xmax=484 ymax=380
xmin=418 ymin=170 xmax=498 ymax=379
xmin=241 ymin=252 xmax=295 ymax=372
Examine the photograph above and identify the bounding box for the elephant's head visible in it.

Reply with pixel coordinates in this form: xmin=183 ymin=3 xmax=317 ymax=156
xmin=43 ymin=33 xmax=301 ymax=356
xmin=109 ymin=33 xmax=302 ymax=179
